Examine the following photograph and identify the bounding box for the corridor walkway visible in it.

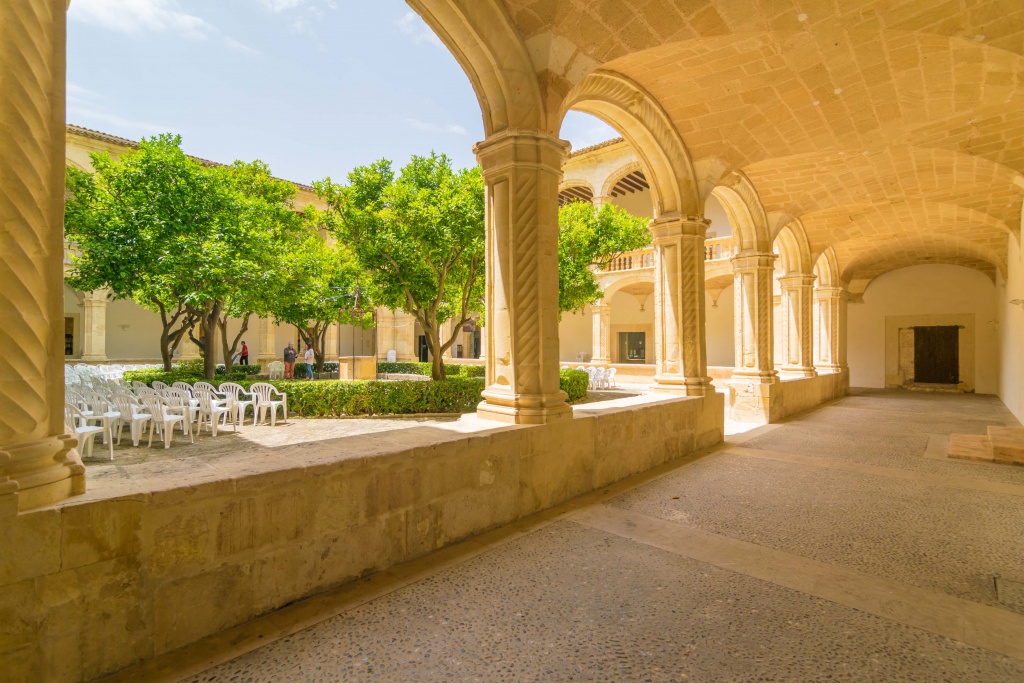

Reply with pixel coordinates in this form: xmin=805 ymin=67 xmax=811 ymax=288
xmin=108 ymin=390 xmax=1024 ymax=682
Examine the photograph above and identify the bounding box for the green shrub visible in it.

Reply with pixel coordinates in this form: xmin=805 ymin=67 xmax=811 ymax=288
xmin=293 ymin=361 xmax=339 ymax=377
xmin=215 ymin=363 xmax=262 ymax=375
xmin=124 ymin=369 xmax=251 ymax=386
xmin=377 ymin=361 xmax=431 ymax=376
xmin=560 ymin=368 xmax=589 ymax=403
xmin=377 ymin=361 xmax=486 ymax=378
xmin=240 ymin=377 xmax=485 ymax=416
xmin=173 ymin=358 xmax=205 ymax=374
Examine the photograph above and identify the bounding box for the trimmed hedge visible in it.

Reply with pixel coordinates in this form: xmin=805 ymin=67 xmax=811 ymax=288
xmin=294 ymin=361 xmax=340 ymax=376
xmin=123 ymin=368 xmax=255 ymax=386
xmin=377 ymin=361 xmax=486 ymax=379
xmin=124 ymin=367 xmax=585 ymax=417
xmin=560 ymin=368 xmax=589 ymax=403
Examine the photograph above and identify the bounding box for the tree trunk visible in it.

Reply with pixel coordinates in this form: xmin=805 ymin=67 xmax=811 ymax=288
xmin=187 ymin=301 xmax=223 ymax=380
xmin=217 ymin=312 xmax=251 ymax=374
xmin=155 ymin=299 xmax=194 ymax=371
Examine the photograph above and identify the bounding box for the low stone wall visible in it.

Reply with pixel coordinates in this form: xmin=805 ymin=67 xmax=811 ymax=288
xmin=772 ymin=371 xmax=849 ymax=420
xmin=0 ymin=393 xmax=723 ymax=682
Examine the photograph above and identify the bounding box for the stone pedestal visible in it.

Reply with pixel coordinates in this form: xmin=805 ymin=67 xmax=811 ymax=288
xmin=0 ymin=0 xmax=86 ymax=513
xmin=650 ymin=214 xmax=712 ymax=396
xmin=80 ymin=289 xmax=108 ymax=362
xmin=726 ymin=253 xmax=778 ymax=421
xmin=474 ymin=130 xmax=571 ymax=424
xmin=779 ymin=274 xmax=817 ymax=378
xmin=340 ymin=356 xmax=377 ymax=381
xmin=591 ymin=302 xmax=611 ymax=365
xmin=814 ymin=286 xmax=848 ymax=373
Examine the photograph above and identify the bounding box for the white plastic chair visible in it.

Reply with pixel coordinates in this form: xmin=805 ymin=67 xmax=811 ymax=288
xmin=606 ymin=367 xmax=617 ymax=388
xmin=194 ymin=389 xmax=235 ymax=436
xmin=219 ymin=382 xmax=256 ymax=426
xmin=267 ymin=361 xmax=285 ymax=380
xmin=593 ymin=367 xmax=607 ymax=389
xmin=164 ymin=388 xmax=200 ymax=433
xmin=250 ymin=382 xmax=288 ymax=426
xmin=109 ymin=393 xmax=151 ymax=447
xmin=138 ymin=395 xmax=192 ymax=449
xmin=152 ymin=381 xmax=169 ymax=392
xmin=65 ymin=403 xmax=109 ymax=460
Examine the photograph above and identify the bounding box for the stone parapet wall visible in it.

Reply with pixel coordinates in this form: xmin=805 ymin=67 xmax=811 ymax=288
xmin=0 ymin=393 xmax=722 ymax=682
xmin=772 ymin=371 xmax=849 ymax=421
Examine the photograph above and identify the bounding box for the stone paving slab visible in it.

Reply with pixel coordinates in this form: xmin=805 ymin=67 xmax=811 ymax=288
xmin=189 ymin=521 xmax=1024 ymax=683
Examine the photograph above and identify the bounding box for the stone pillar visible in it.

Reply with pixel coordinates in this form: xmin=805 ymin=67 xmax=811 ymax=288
xmin=650 ymin=214 xmax=712 ymax=396
xmin=592 ymin=194 xmax=612 ymax=208
xmin=730 ymin=254 xmax=777 ymax=382
xmin=477 ymin=325 xmax=487 ymax=362
xmin=591 ymin=302 xmax=612 ymax=365
xmin=323 ymin=323 xmax=340 ymax=362
xmin=814 ymin=286 xmax=848 ymax=373
xmin=256 ymin=317 xmax=277 ymax=364
xmin=779 ymin=274 xmax=817 ymax=377
xmin=0 ymin=0 xmax=86 ymax=513
xmin=474 ymin=130 xmax=571 ymax=424
xmin=79 ymin=289 xmax=109 ymax=362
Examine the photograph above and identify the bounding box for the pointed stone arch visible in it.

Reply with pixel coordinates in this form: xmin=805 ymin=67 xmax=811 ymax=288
xmin=561 ymin=69 xmax=700 ymax=217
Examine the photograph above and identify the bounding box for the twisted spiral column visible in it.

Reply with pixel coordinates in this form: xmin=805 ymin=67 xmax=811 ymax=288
xmin=814 ymin=286 xmax=848 ymax=373
xmin=474 ymin=130 xmax=570 ymax=424
xmin=0 ymin=0 xmax=85 ymax=513
xmin=591 ymin=302 xmax=611 ymax=365
xmin=650 ymin=214 xmax=712 ymax=396
xmin=779 ymin=274 xmax=817 ymax=378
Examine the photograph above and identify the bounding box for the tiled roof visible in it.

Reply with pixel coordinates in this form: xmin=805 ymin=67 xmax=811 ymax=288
xmin=567 ymin=137 xmax=626 ymax=158
xmin=66 ymin=123 xmax=316 ymax=192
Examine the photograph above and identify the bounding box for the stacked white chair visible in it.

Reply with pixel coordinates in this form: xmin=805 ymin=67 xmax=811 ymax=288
xmin=219 ymin=383 xmax=256 ymax=426
xmin=606 ymin=367 xmax=617 ymax=388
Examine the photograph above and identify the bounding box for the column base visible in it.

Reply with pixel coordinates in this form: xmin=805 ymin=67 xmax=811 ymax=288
xmin=815 ymin=364 xmax=846 ymax=374
xmin=256 ymin=354 xmax=277 ymax=365
xmin=651 ymin=375 xmax=713 ymax=397
xmin=477 ymin=387 xmax=572 ymax=425
xmin=79 ymin=355 xmax=107 ymax=363
xmin=780 ymin=366 xmax=818 ymax=378
xmin=0 ymin=434 xmax=86 ymax=515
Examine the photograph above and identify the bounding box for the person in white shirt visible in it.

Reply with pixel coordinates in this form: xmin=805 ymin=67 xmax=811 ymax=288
xmin=304 ymin=345 xmax=316 ymax=379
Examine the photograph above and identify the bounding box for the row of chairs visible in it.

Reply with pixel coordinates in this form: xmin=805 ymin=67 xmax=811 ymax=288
xmin=567 ymin=366 xmax=617 ymax=390
xmin=64 ymin=379 xmax=288 ymax=458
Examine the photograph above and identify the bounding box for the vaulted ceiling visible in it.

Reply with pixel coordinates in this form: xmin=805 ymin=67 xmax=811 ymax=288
xmin=443 ymin=0 xmax=1024 ymax=285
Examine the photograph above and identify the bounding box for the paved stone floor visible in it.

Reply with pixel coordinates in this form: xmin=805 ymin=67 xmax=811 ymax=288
xmin=104 ymin=389 xmax=1024 ymax=682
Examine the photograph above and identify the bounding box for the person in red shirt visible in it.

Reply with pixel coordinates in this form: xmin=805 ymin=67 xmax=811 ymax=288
xmin=239 ymin=341 xmax=249 ymax=365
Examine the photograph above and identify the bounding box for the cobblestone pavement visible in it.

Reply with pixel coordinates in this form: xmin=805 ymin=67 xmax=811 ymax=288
xmin=161 ymin=390 xmax=1024 ymax=682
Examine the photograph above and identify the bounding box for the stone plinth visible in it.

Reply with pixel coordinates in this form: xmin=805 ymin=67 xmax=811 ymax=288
xmin=340 ymin=356 xmax=377 ymax=380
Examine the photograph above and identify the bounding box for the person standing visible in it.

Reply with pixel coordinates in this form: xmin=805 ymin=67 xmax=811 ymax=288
xmin=239 ymin=341 xmax=249 ymax=366
xmin=283 ymin=342 xmax=297 ymax=379
xmin=304 ymin=345 xmax=316 ymax=380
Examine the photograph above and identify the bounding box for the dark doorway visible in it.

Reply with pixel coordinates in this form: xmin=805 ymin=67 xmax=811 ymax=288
xmin=618 ymin=331 xmax=646 ymax=364
xmin=914 ymin=326 xmax=959 ymax=384
xmin=418 ymin=335 xmax=429 ymax=362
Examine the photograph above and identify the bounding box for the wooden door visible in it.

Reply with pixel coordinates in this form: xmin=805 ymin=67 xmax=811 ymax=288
xmin=914 ymin=326 xmax=959 ymax=384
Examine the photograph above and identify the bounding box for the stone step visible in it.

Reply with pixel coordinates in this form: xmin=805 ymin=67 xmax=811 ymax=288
xmin=987 ymin=426 xmax=1024 ymax=465
xmin=948 ymin=433 xmax=992 ymax=462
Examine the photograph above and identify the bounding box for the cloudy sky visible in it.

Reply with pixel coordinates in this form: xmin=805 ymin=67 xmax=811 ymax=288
xmin=67 ymin=0 xmax=618 ymax=185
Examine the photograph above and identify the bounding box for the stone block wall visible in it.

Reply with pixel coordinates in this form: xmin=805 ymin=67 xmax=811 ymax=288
xmin=0 ymin=393 xmax=723 ymax=682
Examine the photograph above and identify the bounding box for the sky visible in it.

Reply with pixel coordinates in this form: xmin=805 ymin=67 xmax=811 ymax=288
xmin=67 ymin=0 xmax=619 ymax=185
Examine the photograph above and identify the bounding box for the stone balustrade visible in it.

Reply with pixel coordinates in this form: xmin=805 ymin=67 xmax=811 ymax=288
xmin=600 ymin=237 xmax=734 ymax=273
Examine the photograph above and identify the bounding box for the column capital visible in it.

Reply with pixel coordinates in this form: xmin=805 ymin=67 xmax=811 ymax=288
xmin=473 ymin=129 xmax=570 ymax=177
xmin=814 ymin=286 xmax=848 ymax=300
xmin=649 ymin=213 xmax=710 ymax=242
xmin=730 ymin=252 xmax=776 ymax=271
xmin=778 ymin=273 xmax=817 ymax=289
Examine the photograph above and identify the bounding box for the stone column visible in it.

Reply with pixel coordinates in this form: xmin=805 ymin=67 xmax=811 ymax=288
xmin=650 ymin=214 xmax=712 ymax=396
xmin=323 ymin=323 xmax=340 ymax=362
xmin=79 ymin=289 xmax=109 ymax=362
xmin=814 ymin=286 xmax=848 ymax=373
xmin=730 ymin=254 xmax=777 ymax=382
xmin=779 ymin=274 xmax=817 ymax=377
xmin=477 ymin=325 xmax=487 ymax=362
xmin=592 ymin=194 xmax=612 ymax=208
xmin=591 ymin=302 xmax=612 ymax=365
xmin=256 ymin=317 xmax=277 ymax=364
xmin=0 ymin=0 xmax=86 ymax=513
xmin=474 ymin=130 xmax=571 ymax=424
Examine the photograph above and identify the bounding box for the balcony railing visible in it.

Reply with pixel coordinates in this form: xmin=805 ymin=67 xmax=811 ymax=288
xmin=600 ymin=237 xmax=734 ymax=273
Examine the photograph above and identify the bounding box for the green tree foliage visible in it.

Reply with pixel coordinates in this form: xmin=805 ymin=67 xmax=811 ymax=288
xmin=65 ymin=135 xmax=219 ymax=370
xmin=557 ymin=200 xmax=652 ymax=314
xmin=269 ymin=228 xmax=373 ymax=372
xmin=313 ymin=153 xmax=484 ymax=381
xmin=64 ymin=135 xmax=301 ymax=378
